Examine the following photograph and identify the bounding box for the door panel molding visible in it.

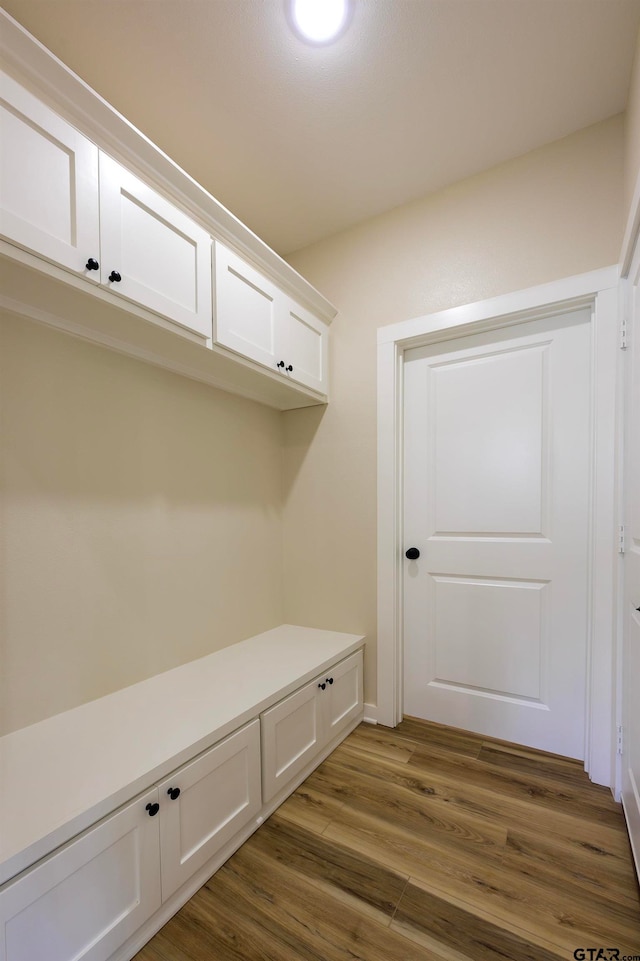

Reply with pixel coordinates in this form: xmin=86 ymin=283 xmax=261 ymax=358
xmin=377 ymin=265 xmax=620 ymax=788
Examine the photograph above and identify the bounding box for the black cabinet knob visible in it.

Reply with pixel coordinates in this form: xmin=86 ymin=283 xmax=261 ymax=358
xmin=167 ymin=787 xmax=180 ymax=800
xmin=277 ymin=360 xmax=285 ymax=368
xmin=405 ymin=547 xmax=420 ymax=560
xmin=318 ymin=682 xmax=326 ymax=690
xmin=145 ymin=802 xmax=160 ymax=817
xmin=326 ymin=677 xmax=334 ymax=685
xmin=286 ymin=365 xmax=293 ymax=373
xmin=108 ymin=270 xmax=122 ymax=283
xmin=85 ymin=258 xmax=99 ymax=271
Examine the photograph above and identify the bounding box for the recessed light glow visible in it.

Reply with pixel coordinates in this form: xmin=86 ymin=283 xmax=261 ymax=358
xmin=291 ymin=0 xmax=350 ymax=44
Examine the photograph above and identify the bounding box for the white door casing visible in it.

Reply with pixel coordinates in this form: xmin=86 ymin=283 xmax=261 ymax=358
xmin=620 ymin=237 xmax=640 ymax=875
xmin=403 ymin=311 xmax=591 ymax=758
xmin=377 ymin=266 xmax=620 ymax=787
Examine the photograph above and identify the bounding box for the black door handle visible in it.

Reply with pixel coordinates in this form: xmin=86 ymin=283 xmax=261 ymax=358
xmin=145 ymin=802 xmax=159 ymax=817
xmin=405 ymin=547 xmax=420 ymax=560
xmin=108 ymin=270 xmax=122 ymax=283
xmin=85 ymin=257 xmax=99 ymax=271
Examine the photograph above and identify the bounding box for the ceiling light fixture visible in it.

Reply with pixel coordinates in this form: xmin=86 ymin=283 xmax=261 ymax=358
xmin=289 ymin=0 xmax=352 ymax=44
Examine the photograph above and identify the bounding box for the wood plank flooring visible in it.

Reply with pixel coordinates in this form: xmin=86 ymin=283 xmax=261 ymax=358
xmin=135 ymin=718 xmax=640 ymax=961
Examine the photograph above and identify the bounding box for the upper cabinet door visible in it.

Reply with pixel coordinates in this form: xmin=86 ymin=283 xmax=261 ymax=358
xmin=281 ymin=298 xmax=328 ymax=395
xmin=214 ymin=241 xmax=280 ymax=370
xmin=99 ymin=153 xmax=212 ymax=338
xmin=0 ymin=73 xmax=100 ymax=279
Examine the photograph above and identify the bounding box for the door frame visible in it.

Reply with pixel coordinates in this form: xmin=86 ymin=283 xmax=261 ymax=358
xmin=377 ymin=265 xmax=620 ymax=788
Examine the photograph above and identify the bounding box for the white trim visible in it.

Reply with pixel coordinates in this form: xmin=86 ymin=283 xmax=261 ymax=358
xmin=362 ymin=703 xmax=379 ymax=725
xmin=377 ymin=267 xmax=619 ymax=787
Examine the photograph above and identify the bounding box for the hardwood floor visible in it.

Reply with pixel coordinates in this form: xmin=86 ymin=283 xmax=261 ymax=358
xmin=136 ymin=718 xmax=640 ymax=961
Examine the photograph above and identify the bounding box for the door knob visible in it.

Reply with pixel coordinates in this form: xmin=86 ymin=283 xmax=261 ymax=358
xmin=405 ymin=547 xmax=420 ymax=560
xmin=85 ymin=258 xmax=99 ymax=271
xmin=286 ymin=365 xmax=293 ymax=373
xmin=277 ymin=360 xmax=285 ymax=368
xmin=145 ymin=802 xmax=159 ymax=817
xmin=167 ymin=787 xmax=180 ymax=800
xmin=108 ymin=270 xmax=121 ymax=283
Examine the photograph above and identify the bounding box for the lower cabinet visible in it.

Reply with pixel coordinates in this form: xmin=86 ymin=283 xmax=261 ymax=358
xmin=0 ymin=650 xmax=363 ymax=961
xmin=158 ymin=719 xmax=261 ymax=900
xmin=0 ymin=787 xmax=162 ymax=961
xmin=261 ymin=649 xmax=363 ymax=802
xmin=0 ymin=722 xmax=260 ymax=961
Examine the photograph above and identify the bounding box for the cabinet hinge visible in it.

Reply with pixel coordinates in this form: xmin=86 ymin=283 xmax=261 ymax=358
xmin=617 ymin=725 xmax=624 ymax=756
xmin=618 ymin=525 xmax=626 ymax=554
xmin=620 ymin=316 xmax=628 ymax=350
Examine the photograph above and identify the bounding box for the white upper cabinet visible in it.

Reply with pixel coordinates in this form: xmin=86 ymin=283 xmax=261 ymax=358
xmin=0 ymin=72 xmax=100 ymax=279
xmin=281 ymin=298 xmax=328 ymax=394
xmin=0 ymin=12 xmax=336 ymax=407
xmin=214 ymin=240 xmax=280 ymax=369
xmin=99 ymin=153 xmax=212 ymax=339
xmin=214 ymin=240 xmax=328 ymax=395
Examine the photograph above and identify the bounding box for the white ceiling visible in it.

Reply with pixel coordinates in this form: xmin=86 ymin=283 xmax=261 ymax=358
xmin=4 ymin=0 xmax=640 ymax=255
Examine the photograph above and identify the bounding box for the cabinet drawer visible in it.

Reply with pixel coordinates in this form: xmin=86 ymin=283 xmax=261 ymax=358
xmin=260 ymin=680 xmax=322 ymax=803
xmin=159 ymin=719 xmax=261 ymax=900
xmin=0 ymin=787 xmax=161 ymax=961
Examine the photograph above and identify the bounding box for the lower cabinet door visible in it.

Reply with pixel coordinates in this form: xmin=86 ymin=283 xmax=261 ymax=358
xmin=260 ymin=679 xmax=323 ymax=803
xmin=0 ymin=788 xmax=161 ymax=961
xmin=323 ymin=650 xmax=364 ymax=741
xmin=158 ymin=719 xmax=261 ymax=900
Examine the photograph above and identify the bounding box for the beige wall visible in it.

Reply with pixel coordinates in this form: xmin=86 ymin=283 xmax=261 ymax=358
xmin=625 ymin=27 xmax=640 ymax=220
xmin=0 ymin=313 xmax=284 ymax=734
xmin=284 ymin=116 xmax=625 ymax=709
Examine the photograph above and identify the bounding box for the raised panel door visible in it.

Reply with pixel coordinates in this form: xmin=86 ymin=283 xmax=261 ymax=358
xmin=0 ymin=787 xmax=161 ymax=961
xmin=404 ymin=309 xmax=592 ymax=758
xmin=158 ymin=720 xmax=261 ymax=900
xmin=99 ymin=153 xmax=212 ymax=338
xmin=0 ymin=72 xmax=100 ymax=279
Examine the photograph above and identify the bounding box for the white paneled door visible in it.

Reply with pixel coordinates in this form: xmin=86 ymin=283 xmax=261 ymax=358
xmin=403 ymin=309 xmax=592 ymax=758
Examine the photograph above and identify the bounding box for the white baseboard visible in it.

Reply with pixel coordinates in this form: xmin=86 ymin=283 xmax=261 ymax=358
xmin=363 ymin=702 xmax=378 ymax=724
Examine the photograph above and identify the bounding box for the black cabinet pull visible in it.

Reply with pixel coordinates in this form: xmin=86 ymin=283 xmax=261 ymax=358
xmin=167 ymin=787 xmax=180 ymax=800
xmin=145 ymin=802 xmax=159 ymax=817
xmin=318 ymin=682 xmax=326 ymax=690
xmin=85 ymin=258 xmax=99 ymax=271
xmin=405 ymin=547 xmax=420 ymax=560
xmin=286 ymin=364 xmax=293 ymax=373
xmin=277 ymin=360 xmax=285 ymax=368
xmin=326 ymin=677 xmax=334 ymax=685
xmin=108 ymin=270 xmax=122 ymax=283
